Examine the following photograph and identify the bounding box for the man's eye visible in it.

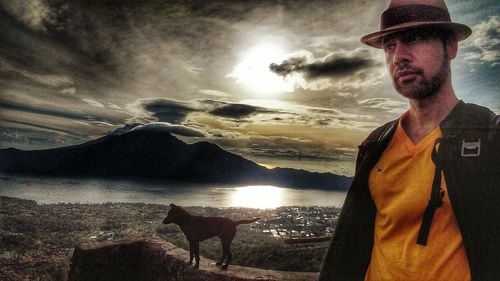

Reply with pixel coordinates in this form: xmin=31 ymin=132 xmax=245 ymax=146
xmin=384 ymin=42 xmax=396 ymax=52
xmin=403 ymin=33 xmax=425 ymax=43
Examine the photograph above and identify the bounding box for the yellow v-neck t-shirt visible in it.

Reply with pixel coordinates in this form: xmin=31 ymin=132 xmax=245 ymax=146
xmin=364 ymin=114 xmax=470 ymax=281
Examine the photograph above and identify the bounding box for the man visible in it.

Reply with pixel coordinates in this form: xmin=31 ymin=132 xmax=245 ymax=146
xmin=319 ymin=0 xmax=499 ymax=280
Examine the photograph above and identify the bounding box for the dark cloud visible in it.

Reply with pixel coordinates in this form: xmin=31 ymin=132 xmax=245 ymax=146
xmin=129 ymin=98 xmax=280 ymax=123
xmin=269 ymin=57 xmax=307 ymax=78
xmin=209 ymin=104 xmax=260 ymax=119
xmin=307 ymin=57 xmax=379 ymax=78
xmin=131 ymin=122 xmax=206 ymax=138
xmin=0 ymin=7 xmax=124 ymax=102
xmin=0 ymin=100 xmax=115 ymax=123
xmin=207 ymin=102 xmax=281 ymax=119
xmin=141 ymin=99 xmax=197 ymax=124
xmin=270 ymin=51 xmax=381 ymax=79
xmin=0 ymin=1 xmax=56 ymax=31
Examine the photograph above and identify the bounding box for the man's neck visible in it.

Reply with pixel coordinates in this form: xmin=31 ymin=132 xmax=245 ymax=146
xmin=402 ymin=85 xmax=459 ymax=144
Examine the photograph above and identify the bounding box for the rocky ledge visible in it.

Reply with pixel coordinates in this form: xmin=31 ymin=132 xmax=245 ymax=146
xmin=68 ymin=236 xmax=318 ymax=281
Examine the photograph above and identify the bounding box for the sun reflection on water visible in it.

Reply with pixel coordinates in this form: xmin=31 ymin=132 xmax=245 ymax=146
xmin=231 ymin=185 xmax=283 ymax=209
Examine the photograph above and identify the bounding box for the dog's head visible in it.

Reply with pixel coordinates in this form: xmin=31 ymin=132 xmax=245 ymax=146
xmin=162 ymin=203 xmax=184 ymax=224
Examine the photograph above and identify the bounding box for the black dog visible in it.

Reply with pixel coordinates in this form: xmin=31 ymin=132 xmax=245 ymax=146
xmin=162 ymin=203 xmax=260 ymax=270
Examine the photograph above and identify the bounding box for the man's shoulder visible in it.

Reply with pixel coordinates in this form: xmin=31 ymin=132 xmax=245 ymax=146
xmin=358 ymin=101 xmax=498 ymax=147
xmin=441 ymin=101 xmax=499 ymax=133
xmin=461 ymin=102 xmax=498 ymax=120
xmin=464 ymin=102 xmax=499 ymax=127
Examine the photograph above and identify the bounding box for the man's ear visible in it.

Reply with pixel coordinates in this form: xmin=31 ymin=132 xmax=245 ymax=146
xmin=446 ymin=37 xmax=458 ymax=60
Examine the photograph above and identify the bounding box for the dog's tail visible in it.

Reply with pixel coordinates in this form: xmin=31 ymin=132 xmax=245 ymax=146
xmin=234 ymin=218 xmax=260 ymax=226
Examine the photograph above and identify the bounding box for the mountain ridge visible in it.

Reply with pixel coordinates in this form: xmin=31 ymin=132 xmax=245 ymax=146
xmin=0 ymin=125 xmax=351 ymax=190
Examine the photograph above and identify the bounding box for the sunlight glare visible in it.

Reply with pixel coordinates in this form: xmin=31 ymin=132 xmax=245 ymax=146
xmin=231 ymin=185 xmax=283 ymax=208
xmin=227 ymin=43 xmax=294 ymax=95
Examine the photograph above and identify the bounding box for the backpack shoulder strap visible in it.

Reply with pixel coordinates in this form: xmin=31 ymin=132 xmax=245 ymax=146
xmin=440 ymin=101 xmax=498 ymax=139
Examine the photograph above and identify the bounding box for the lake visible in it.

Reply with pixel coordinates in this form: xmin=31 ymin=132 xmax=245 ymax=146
xmin=0 ymin=174 xmax=347 ymax=208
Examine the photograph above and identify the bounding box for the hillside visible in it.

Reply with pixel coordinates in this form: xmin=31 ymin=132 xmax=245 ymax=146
xmin=0 ymin=125 xmax=351 ymax=190
xmin=0 ymin=196 xmax=333 ymax=280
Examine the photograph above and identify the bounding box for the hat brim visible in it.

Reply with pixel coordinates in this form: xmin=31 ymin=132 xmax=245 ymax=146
xmin=361 ymin=22 xmax=472 ymax=48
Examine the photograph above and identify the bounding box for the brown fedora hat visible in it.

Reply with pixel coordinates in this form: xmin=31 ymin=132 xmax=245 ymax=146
xmin=361 ymin=0 xmax=472 ymax=48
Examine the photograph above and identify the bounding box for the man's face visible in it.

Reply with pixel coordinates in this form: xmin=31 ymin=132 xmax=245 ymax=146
xmin=382 ymin=29 xmax=450 ymax=100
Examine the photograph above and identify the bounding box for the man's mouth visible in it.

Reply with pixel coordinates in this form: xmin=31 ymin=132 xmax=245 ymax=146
xmin=395 ymin=69 xmax=420 ymax=82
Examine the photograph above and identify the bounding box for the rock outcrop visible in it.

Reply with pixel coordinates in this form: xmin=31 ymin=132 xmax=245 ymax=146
xmin=68 ymin=236 xmax=318 ymax=281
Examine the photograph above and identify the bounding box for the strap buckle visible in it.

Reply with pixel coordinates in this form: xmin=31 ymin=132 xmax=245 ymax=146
xmin=461 ymin=139 xmax=481 ymax=157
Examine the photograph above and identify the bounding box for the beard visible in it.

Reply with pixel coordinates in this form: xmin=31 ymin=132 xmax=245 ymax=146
xmin=393 ymin=55 xmax=449 ymax=101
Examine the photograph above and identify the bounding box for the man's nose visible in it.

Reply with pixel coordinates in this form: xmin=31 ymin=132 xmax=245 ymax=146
xmin=393 ymin=41 xmax=412 ymax=66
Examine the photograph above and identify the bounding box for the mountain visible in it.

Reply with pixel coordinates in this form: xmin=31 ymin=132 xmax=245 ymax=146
xmin=0 ymin=126 xmax=351 ymax=190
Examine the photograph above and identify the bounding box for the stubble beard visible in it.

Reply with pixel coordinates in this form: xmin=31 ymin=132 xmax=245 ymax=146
xmin=394 ymin=54 xmax=449 ymax=101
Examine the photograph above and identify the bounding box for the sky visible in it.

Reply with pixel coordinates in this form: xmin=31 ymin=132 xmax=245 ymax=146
xmin=0 ymin=0 xmax=498 ymax=176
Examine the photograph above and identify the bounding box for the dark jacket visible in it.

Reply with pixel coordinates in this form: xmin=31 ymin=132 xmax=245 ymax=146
xmin=319 ymin=101 xmax=500 ymax=281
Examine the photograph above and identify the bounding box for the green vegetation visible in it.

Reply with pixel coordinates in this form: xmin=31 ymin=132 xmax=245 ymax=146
xmin=0 ymin=196 xmax=334 ymax=280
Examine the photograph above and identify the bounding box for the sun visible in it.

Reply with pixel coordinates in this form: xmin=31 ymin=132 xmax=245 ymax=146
xmin=230 ymin=185 xmax=284 ymax=208
xmin=227 ymin=43 xmax=294 ymax=95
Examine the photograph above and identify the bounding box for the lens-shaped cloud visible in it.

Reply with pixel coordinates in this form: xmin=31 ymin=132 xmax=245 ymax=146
xmin=131 ymin=122 xmax=206 ymax=138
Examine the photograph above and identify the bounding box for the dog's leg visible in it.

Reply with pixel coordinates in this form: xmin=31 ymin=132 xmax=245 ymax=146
xmin=188 ymin=241 xmax=195 ymax=266
xmin=224 ymin=246 xmax=232 ymax=270
xmin=193 ymin=241 xmax=200 ymax=269
xmin=220 ymin=240 xmax=232 ymax=270
xmin=216 ymin=242 xmax=227 ymax=266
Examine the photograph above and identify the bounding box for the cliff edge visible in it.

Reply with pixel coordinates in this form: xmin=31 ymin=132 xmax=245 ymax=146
xmin=68 ymin=236 xmax=318 ymax=281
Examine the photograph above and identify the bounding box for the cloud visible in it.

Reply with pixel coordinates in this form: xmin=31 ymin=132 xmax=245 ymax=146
xmin=309 ymin=35 xmax=360 ymax=53
xmin=358 ymin=98 xmax=407 ymax=114
xmin=82 ymin=98 xmax=105 ymax=108
xmin=107 ymin=103 xmax=123 ymax=111
xmin=0 ymin=0 xmax=54 ymax=31
xmin=0 ymin=57 xmax=75 ymax=89
xmin=0 ymin=119 xmax=85 ymax=138
xmin=60 ymin=87 xmax=76 ymax=95
xmin=19 ymin=71 xmax=74 ymax=88
xmin=0 ymin=125 xmax=85 ymax=150
xmin=182 ymin=63 xmax=203 ymax=74
xmin=270 ymin=49 xmax=381 ymax=79
xmin=307 ymin=107 xmax=375 ymax=120
xmin=0 ymin=99 xmax=112 ymax=123
xmin=208 ymin=103 xmax=262 ymax=119
xmin=198 ymin=89 xmax=231 ymax=97
xmin=131 ymin=122 xmax=206 ymax=138
xmin=463 ymin=16 xmax=500 ymax=65
xmin=269 ymin=48 xmax=385 ymax=91
xmin=194 ymin=98 xmax=378 ymax=132
xmin=212 ymin=135 xmax=358 ymax=163
xmin=1 ymin=0 xmax=495 ymax=166
xmin=126 ymin=98 xmax=198 ymax=124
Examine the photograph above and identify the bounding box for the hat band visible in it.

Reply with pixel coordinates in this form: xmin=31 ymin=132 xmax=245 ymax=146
xmin=381 ymin=5 xmax=451 ymax=29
